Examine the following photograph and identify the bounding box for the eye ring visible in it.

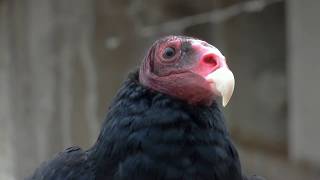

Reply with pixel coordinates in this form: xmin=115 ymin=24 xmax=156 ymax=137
xmin=162 ymin=47 xmax=176 ymax=59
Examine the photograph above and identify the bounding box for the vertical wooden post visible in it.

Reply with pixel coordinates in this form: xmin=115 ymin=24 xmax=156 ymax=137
xmin=0 ymin=1 xmax=14 ymax=179
xmin=287 ymin=0 xmax=320 ymax=165
xmin=1 ymin=0 xmax=97 ymax=178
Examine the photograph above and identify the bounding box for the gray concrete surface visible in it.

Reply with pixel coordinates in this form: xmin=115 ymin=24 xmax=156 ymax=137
xmin=287 ymin=0 xmax=320 ymax=167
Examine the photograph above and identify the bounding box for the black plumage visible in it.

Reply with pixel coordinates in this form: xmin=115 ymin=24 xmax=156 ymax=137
xmin=29 ymin=71 xmax=257 ymax=180
xmin=29 ymin=36 xmax=264 ymax=180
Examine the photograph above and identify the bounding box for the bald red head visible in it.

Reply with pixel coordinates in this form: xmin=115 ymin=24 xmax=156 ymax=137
xmin=139 ymin=36 xmax=234 ymax=106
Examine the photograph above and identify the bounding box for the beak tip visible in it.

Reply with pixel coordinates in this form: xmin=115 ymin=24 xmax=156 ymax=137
xmin=206 ymin=67 xmax=235 ymax=107
xmin=222 ymin=100 xmax=227 ymax=107
xmin=222 ymin=94 xmax=232 ymax=107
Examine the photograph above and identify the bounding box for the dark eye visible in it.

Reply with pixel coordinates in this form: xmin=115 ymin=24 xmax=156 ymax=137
xmin=162 ymin=47 xmax=176 ymax=59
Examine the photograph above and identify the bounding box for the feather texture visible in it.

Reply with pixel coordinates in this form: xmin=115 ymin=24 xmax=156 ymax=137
xmin=28 ymin=71 xmax=248 ymax=180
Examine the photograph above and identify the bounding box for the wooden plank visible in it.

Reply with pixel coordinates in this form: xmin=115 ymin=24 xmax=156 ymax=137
xmin=0 ymin=1 xmax=15 ymax=179
xmin=287 ymin=0 xmax=320 ymax=166
xmin=2 ymin=0 xmax=97 ymax=178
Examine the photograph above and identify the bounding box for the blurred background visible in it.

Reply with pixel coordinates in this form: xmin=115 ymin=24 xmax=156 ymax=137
xmin=0 ymin=0 xmax=319 ymax=179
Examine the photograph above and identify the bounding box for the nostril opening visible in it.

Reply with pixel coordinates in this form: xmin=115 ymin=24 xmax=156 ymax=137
xmin=203 ymin=55 xmax=218 ymax=67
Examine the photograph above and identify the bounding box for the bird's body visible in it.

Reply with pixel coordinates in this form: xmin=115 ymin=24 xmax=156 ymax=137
xmin=29 ymin=146 xmax=93 ymax=180
xmin=30 ymin=72 xmax=242 ymax=180
xmin=29 ymin=36 xmax=263 ymax=180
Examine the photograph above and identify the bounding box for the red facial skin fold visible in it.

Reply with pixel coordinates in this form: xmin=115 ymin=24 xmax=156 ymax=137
xmin=139 ymin=36 xmax=227 ymax=106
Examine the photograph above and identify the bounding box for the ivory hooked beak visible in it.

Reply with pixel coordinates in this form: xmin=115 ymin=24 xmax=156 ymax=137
xmin=205 ymin=68 xmax=235 ymax=107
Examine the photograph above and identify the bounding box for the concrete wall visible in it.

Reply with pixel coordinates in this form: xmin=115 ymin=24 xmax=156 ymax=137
xmin=221 ymin=2 xmax=287 ymax=153
xmin=0 ymin=1 xmax=14 ymax=179
xmin=0 ymin=0 xmax=98 ymax=178
xmin=288 ymin=0 xmax=320 ymax=166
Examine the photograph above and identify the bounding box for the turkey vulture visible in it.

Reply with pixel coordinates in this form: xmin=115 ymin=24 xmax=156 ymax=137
xmin=28 ymin=36 xmax=264 ymax=180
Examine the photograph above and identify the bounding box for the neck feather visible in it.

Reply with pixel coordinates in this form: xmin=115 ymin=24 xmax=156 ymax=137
xmin=87 ymin=71 xmax=228 ymax=178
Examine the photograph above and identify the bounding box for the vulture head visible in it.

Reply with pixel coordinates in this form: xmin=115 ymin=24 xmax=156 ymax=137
xmin=139 ymin=35 xmax=234 ymax=106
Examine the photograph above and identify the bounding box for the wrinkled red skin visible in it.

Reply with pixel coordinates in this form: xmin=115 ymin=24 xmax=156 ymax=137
xmin=139 ymin=36 xmax=223 ymax=106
